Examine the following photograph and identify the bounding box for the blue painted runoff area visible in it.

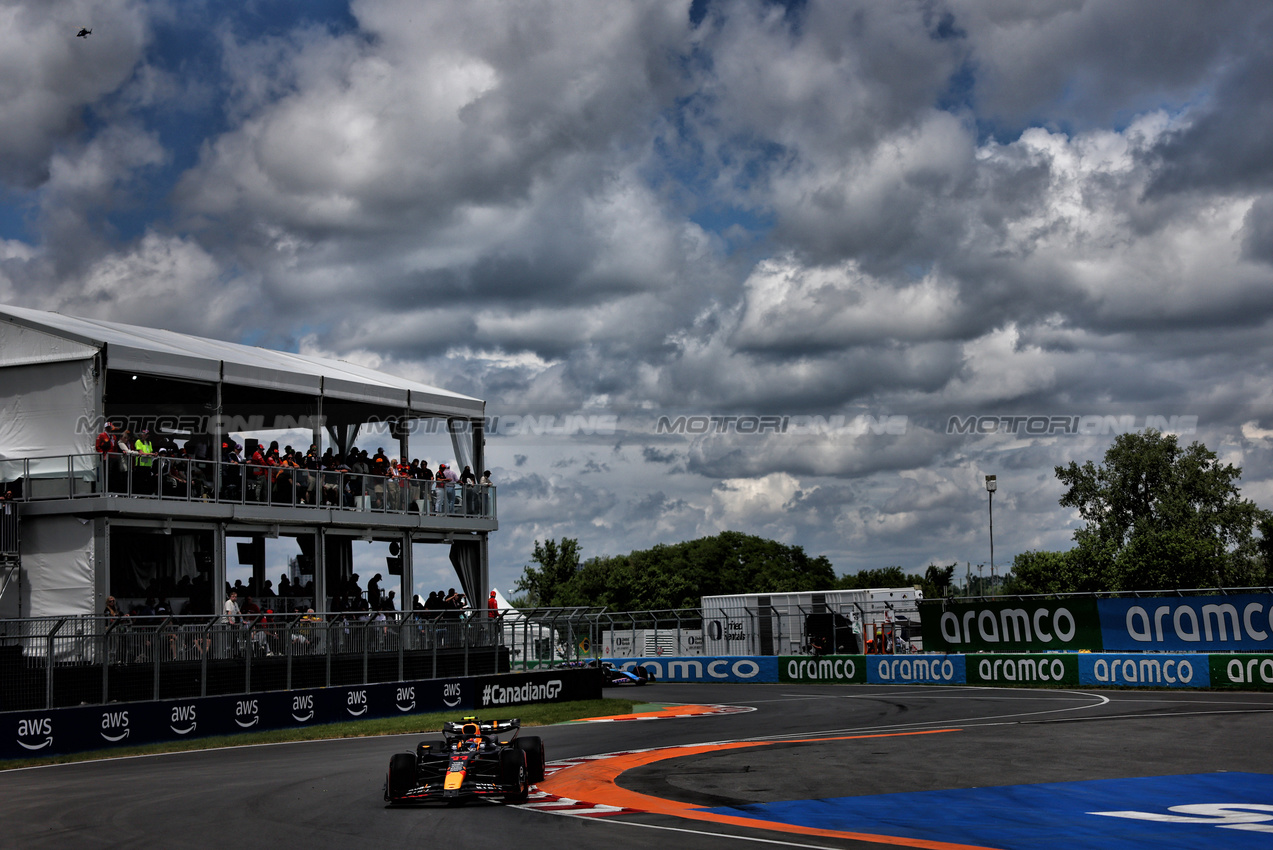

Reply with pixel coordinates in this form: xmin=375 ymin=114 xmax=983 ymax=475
xmin=701 ymin=772 xmax=1273 ymax=849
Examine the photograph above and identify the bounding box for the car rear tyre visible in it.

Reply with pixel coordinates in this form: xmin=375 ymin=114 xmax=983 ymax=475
xmin=515 ymin=736 xmax=546 ymax=783
xmin=500 ymin=748 xmax=529 ymax=802
xmin=388 ymin=753 xmax=417 ymax=800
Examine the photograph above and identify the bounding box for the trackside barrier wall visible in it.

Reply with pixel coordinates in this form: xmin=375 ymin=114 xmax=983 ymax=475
xmin=613 ymin=656 xmax=778 ymax=682
xmin=612 ymin=652 xmax=1266 ymax=691
xmin=0 ymin=667 xmax=600 ymax=760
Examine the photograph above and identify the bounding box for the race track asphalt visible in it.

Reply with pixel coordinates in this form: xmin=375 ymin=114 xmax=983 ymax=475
xmin=2 ymin=683 xmax=1271 ymax=849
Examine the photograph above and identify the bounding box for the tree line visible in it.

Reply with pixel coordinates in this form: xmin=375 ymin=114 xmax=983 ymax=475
xmin=512 ymin=530 xmax=959 ymax=611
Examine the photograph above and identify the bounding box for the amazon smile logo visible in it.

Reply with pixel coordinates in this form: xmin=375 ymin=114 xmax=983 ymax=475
xmin=16 ymin=717 xmax=53 ymax=750
xmin=101 ymin=710 xmax=130 ymax=742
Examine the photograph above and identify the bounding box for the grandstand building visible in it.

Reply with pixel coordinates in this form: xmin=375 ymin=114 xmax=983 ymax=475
xmin=0 ymin=304 xmax=495 ymax=620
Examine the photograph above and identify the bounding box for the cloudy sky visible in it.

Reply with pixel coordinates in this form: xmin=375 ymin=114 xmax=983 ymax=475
xmin=4 ymin=0 xmax=1273 ymax=594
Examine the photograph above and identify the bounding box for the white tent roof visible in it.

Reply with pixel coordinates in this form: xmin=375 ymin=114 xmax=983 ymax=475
xmin=0 ymin=304 xmax=483 ymax=418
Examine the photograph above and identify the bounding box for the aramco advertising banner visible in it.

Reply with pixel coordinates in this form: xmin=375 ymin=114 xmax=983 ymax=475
xmin=919 ymin=598 xmax=1101 ymax=652
xmin=920 ymin=593 xmax=1273 ymax=654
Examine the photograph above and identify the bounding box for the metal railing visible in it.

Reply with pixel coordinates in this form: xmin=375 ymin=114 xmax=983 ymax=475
xmin=0 ymin=609 xmax=507 ymax=711
xmin=0 ymin=453 xmax=496 ymax=519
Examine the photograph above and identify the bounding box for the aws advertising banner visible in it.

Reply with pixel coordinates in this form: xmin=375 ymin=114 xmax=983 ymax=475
xmin=1209 ymin=654 xmax=1273 ymax=690
xmin=965 ymin=653 xmax=1079 ymax=687
xmin=780 ymin=656 xmax=867 ymax=684
xmin=1098 ymin=594 xmax=1273 ymax=652
xmin=920 ymin=599 xmax=1101 ymax=653
xmin=611 ymin=656 xmax=777 ymax=683
xmin=1079 ymin=653 xmax=1209 ymax=688
xmin=2 ymin=668 xmax=598 ymax=760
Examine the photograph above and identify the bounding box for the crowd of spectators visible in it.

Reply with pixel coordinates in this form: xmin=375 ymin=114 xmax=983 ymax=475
xmin=92 ymin=423 xmax=492 ymax=514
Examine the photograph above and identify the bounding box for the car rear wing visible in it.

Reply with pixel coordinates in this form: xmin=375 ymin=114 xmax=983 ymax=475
xmin=442 ymin=717 xmax=522 ymax=736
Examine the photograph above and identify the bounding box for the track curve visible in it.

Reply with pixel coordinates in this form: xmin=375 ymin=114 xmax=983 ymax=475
xmin=3 ymin=684 xmax=1272 ymax=849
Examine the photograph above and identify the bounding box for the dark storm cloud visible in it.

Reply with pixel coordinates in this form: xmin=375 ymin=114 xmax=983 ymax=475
xmin=642 ymin=446 xmax=680 ymax=464
xmin=1242 ymin=196 xmax=1273 ymax=265
xmin=953 ymin=0 xmax=1261 ymax=133
xmin=1145 ymin=42 xmax=1273 ymax=196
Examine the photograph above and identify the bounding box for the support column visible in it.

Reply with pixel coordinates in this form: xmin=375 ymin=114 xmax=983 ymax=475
xmin=213 ymin=522 xmax=227 ymax=613
xmin=314 ymin=528 xmax=326 ymax=612
xmin=401 ymin=530 xmax=414 ymax=611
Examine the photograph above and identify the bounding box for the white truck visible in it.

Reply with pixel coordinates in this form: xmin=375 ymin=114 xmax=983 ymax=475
xmin=700 ymin=588 xmax=922 ymax=656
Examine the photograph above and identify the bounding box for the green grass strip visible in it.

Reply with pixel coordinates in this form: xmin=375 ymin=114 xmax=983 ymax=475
xmin=0 ymin=697 xmax=639 ymax=771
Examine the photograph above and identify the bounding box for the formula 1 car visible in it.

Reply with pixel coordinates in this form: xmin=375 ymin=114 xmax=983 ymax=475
xmin=384 ymin=717 xmax=545 ymax=805
xmin=599 ymin=660 xmax=654 ymax=686
xmin=552 ymin=658 xmax=654 ymax=685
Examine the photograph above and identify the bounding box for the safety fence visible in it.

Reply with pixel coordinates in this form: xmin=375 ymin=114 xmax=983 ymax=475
xmin=502 ymin=603 xmax=918 ymax=669
xmin=0 ymin=611 xmax=505 ymax=711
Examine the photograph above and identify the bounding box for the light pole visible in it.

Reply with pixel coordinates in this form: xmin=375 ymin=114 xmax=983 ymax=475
xmin=985 ymin=475 xmax=996 ymax=589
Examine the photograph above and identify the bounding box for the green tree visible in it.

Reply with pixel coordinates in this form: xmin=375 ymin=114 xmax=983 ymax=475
xmin=836 ymin=566 xmax=913 ymax=590
xmin=922 ymin=563 xmax=956 ymax=598
xmin=513 ymin=538 xmax=581 ymax=607
xmin=1055 ymin=430 xmax=1265 ymax=591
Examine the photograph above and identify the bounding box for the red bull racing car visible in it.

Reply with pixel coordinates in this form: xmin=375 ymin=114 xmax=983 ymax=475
xmin=384 ymin=717 xmax=546 ymax=805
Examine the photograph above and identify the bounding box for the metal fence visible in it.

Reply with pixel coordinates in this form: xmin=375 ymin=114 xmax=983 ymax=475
xmin=0 ymin=609 xmax=505 ymax=711
xmin=0 ymin=601 xmax=929 ymax=710
xmin=503 ymin=604 xmax=921 ymax=669
xmin=0 ymin=453 xmax=496 ymax=519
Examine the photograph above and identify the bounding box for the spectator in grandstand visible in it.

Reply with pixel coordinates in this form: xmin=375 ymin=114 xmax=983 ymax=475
xmin=367 ymin=573 xmax=383 ymax=608
xmin=224 ymin=590 xmax=241 ymax=625
xmin=479 ymin=470 xmax=494 ymax=515
xmin=487 ymin=590 xmax=499 ymax=619
xmin=415 ymin=461 xmax=434 ymax=514
xmin=96 ymin=422 xmax=124 ymax=492
xmin=133 ymin=429 xmax=156 ymax=495
xmin=459 ymin=465 xmax=477 ymax=513
xmin=436 ymin=463 xmax=459 ymax=513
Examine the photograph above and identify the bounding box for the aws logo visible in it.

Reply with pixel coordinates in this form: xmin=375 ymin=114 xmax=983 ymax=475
xmin=346 ymin=689 xmax=368 ymax=717
xmin=16 ymin=717 xmax=53 ymax=751
xmin=443 ymin=682 xmax=462 ymax=708
xmin=101 ymin=710 xmax=130 ymax=742
xmin=292 ymin=694 xmax=314 ymax=722
xmin=235 ymin=699 xmax=260 ymax=728
xmin=395 ymin=687 xmax=415 ymax=712
xmin=170 ymin=704 xmax=197 ymax=735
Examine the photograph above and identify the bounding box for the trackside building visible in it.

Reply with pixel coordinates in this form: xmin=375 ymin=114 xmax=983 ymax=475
xmin=0 ymin=304 xmax=496 ymax=620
